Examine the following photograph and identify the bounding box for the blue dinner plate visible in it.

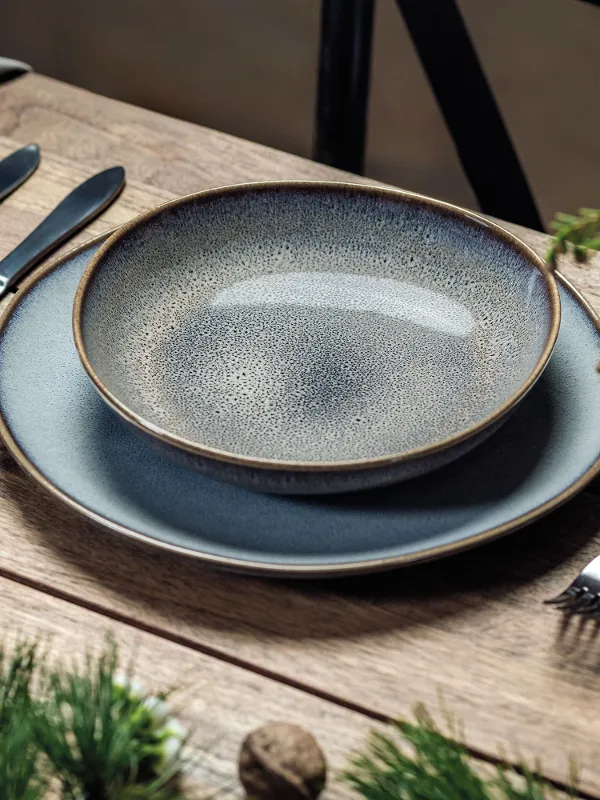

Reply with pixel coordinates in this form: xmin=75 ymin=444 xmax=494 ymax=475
xmin=0 ymin=236 xmax=599 ymax=577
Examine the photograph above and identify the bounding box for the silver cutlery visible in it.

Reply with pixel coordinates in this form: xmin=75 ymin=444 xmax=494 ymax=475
xmin=0 ymin=144 xmax=40 ymax=203
xmin=545 ymin=555 xmax=600 ymax=614
xmin=0 ymin=56 xmax=32 ymax=85
xmin=0 ymin=165 xmax=125 ymax=298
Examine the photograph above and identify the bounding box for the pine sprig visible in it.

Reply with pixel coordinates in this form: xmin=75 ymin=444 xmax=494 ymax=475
xmin=34 ymin=642 xmax=186 ymax=800
xmin=0 ymin=641 xmax=47 ymax=800
xmin=343 ymin=705 xmax=573 ymax=800
xmin=547 ymin=208 xmax=600 ymax=267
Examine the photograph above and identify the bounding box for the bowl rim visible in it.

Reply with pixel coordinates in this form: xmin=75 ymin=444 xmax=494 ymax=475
xmin=73 ymin=179 xmax=561 ymax=474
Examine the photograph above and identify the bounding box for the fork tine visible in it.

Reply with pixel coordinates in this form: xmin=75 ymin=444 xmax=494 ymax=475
xmin=575 ymin=595 xmax=600 ymax=616
xmin=545 ymin=585 xmax=580 ymax=606
xmin=551 ymin=588 xmax=587 ymax=611
xmin=562 ymin=591 xmax=596 ymax=614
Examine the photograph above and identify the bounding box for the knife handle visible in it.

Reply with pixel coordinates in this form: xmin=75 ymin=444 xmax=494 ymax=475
xmin=0 ymin=143 xmax=40 ymax=203
xmin=0 ymin=166 xmax=125 ymax=295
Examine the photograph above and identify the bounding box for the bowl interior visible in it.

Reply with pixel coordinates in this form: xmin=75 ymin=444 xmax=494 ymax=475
xmin=77 ymin=184 xmax=556 ymax=465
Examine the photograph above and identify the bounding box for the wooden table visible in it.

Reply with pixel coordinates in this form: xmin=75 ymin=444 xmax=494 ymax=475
xmin=2 ymin=72 xmax=600 ymax=799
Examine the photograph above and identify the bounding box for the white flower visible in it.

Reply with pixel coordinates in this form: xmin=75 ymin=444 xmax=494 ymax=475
xmin=161 ymin=717 xmax=188 ymax=742
xmin=112 ymin=671 xmax=145 ymax=699
xmin=158 ymin=734 xmax=184 ymax=769
xmin=155 ymin=717 xmax=188 ymax=772
xmin=142 ymin=695 xmax=169 ymax=725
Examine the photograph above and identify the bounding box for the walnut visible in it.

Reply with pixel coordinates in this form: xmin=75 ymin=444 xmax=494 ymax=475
xmin=238 ymin=722 xmax=327 ymax=800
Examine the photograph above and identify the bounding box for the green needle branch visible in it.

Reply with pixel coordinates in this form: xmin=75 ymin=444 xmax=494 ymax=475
xmin=0 ymin=639 xmax=186 ymax=800
xmin=547 ymin=208 xmax=600 ymax=267
xmin=0 ymin=639 xmax=580 ymax=799
xmin=343 ymin=705 xmax=575 ymax=800
xmin=0 ymin=641 xmax=46 ymax=800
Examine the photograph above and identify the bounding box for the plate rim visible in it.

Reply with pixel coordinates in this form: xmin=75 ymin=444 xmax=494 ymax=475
xmin=0 ymin=232 xmax=598 ymax=578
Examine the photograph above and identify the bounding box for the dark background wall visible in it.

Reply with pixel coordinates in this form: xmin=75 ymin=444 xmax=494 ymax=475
xmin=2 ymin=0 xmax=599 ymax=226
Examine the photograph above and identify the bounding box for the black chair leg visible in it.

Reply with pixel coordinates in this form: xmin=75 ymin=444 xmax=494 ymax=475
xmin=313 ymin=0 xmax=375 ymax=175
xmin=395 ymin=0 xmax=544 ymax=230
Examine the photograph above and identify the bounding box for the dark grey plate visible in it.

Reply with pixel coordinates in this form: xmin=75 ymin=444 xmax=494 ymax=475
xmin=0 ymin=236 xmax=599 ymax=577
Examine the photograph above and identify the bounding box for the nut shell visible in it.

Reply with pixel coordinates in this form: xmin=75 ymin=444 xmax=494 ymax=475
xmin=239 ymin=722 xmax=327 ymax=800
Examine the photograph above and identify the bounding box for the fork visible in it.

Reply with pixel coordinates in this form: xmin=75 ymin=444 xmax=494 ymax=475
xmin=545 ymin=555 xmax=600 ymax=614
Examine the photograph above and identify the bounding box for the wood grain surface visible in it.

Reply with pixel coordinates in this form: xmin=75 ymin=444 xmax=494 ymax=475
xmin=1 ymin=74 xmax=600 ymax=299
xmin=1 ymin=73 xmax=600 ymax=796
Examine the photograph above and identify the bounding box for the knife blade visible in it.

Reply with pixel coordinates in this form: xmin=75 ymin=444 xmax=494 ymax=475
xmin=0 ymin=165 xmax=125 ymax=298
xmin=0 ymin=144 xmax=40 ymax=203
xmin=0 ymin=57 xmax=32 ymax=86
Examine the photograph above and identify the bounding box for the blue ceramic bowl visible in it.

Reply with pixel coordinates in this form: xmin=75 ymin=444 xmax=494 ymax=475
xmin=73 ymin=182 xmax=559 ymax=494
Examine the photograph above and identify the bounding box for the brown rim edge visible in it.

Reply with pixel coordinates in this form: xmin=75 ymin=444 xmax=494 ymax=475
xmin=72 ymin=180 xmax=562 ymax=473
xmin=0 ymin=232 xmax=595 ymax=578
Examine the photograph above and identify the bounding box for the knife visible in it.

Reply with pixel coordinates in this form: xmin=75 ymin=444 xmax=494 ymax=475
xmin=0 ymin=166 xmax=125 ymax=298
xmin=0 ymin=56 xmax=32 ymax=86
xmin=0 ymin=144 xmax=40 ymax=203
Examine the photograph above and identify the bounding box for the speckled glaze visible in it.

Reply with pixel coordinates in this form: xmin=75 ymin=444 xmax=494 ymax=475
xmin=73 ymin=182 xmax=559 ymax=494
xmin=0 ymin=238 xmax=598 ymax=576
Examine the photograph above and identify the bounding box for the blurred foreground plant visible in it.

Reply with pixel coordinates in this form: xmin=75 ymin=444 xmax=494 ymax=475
xmin=0 ymin=641 xmax=46 ymax=800
xmin=0 ymin=637 xmax=187 ymax=799
xmin=0 ymin=636 xmax=578 ymax=799
xmin=34 ymin=642 xmax=187 ymax=800
xmin=547 ymin=208 xmax=600 ymax=267
xmin=343 ymin=704 xmax=574 ymax=800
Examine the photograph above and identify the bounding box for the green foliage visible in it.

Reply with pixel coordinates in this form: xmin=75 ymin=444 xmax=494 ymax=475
xmin=0 ymin=638 xmax=186 ymax=800
xmin=547 ymin=208 xmax=600 ymax=267
xmin=343 ymin=705 xmax=571 ymax=800
xmin=0 ymin=637 xmax=580 ymax=800
xmin=34 ymin=643 xmax=185 ymax=800
xmin=0 ymin=641 xmax=46 ymax=800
